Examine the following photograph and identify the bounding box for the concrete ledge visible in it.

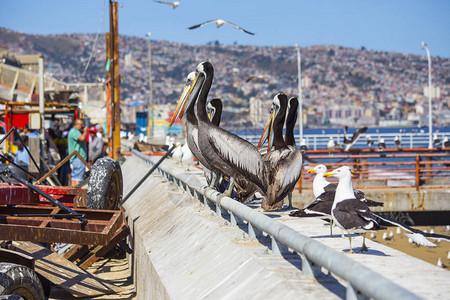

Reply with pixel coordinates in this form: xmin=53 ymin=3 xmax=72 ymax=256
xmin=121 ymin=156 xmax=342 ymax=299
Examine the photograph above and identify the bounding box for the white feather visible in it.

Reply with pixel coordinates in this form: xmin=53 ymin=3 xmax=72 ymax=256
xmin=404 ymin=233 xmax=436 ymax=247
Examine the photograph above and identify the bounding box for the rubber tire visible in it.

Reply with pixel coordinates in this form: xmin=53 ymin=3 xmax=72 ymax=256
xmin=0 ymin=263 xmax=45 ymax=300
xmin=86 ymin=158 xmax=123 ymax=210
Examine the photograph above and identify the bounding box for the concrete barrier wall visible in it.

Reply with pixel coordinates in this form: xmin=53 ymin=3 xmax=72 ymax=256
xmin=121 ymin=156 xmax=318 ymax=299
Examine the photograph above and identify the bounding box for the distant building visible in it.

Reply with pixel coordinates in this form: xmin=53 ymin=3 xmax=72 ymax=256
xmin=124 ymin=53 xmax=133 ymax=68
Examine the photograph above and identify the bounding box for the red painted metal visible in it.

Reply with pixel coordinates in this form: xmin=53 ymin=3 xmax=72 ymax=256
xmin=0 ymin=183 xmax=86 ymax=207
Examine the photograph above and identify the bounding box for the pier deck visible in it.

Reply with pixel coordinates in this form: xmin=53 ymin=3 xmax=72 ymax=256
xmin=122 ymin=154 xmax=449 ymax=299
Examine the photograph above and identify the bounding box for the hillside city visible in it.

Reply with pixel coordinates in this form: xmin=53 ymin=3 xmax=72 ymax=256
xmin=1 ymin=27 xmax=449 ymax=129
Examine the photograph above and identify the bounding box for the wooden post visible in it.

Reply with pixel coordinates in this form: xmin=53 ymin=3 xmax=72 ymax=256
xmin=415 ymin=155 xmax=420 ymax=191
xmin=108 ymin=1 xmax=120 ymax=160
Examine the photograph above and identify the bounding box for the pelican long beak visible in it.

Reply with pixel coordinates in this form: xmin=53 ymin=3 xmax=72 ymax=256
xmin=169 ymin=75 xmax=197 ymax=128
xmin=323 ymin=172 xmax=334 ymax=178
xmin=267 ymin=109 xmax=276 ymax=151
xmin=307 ymin=169 xmax=316 ymax=174
xmin=257 ymin=110 xmax=273 ymax=148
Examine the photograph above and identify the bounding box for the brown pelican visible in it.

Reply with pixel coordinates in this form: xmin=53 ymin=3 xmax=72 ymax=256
xmin=284 ymin=97 xmax=298 ymax=151
xmin=324 ymin=166 xmax=384 ymax=253
xmin=154 ymin=0 xmax=181 ymax=9
xmin=169 ymin=72 xmax=220 ymax=186
xmin=187 ymin=62 xmax=267 ymax=197
xmin=262 ymin=93 xmax=303 ymax=210
xmin=187 ymin=19 xmax=255 ymax=35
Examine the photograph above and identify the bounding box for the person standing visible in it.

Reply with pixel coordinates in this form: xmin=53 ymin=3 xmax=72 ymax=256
xmin=68 ymin=119 xmax=88 ymax=186
xmin=14 ymin=135 xmax=29 ymax=167
xmin=88 ymin=126 xmax=104 ymax=164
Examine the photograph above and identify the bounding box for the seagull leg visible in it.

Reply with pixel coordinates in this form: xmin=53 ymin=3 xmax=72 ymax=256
xmin=360 ymin=233 xmax=368 ymax=253
xmin=223 ymin=176 xmax=235 ymax=197
xmin=329 ymin=219 xmax=333 ymax=236
xmin=348 ymin=235 xmax=355 ymax=254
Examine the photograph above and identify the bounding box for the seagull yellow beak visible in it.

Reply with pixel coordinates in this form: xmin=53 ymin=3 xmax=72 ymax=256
xmin=323 ymin=172 xmax=333 ymax=178
xmin=351 ymin=170 xmax=355 ymax=175
xmin=307 ymin=169 xmax=316 ymax=174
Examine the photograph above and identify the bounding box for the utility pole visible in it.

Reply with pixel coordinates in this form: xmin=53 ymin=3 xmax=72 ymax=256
xmin=146 ymin=32 xmax=154 ymax=139
xmin=38 ymin=55 xmax=45 ymax=142
xmin=421 ymin=42 xmax=433 ymax=149
xmin=295 ymin=44 xmax=303 ymax=142
xmin=108 ymin=0 xmax=120 ymax=159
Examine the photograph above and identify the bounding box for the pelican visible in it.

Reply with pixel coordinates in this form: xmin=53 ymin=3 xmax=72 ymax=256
xmin=169 ymin=72 xmax=219 ymax=186
xmin=324 ymin=166 xmax=384 ymax=253
xmin=187 ymin=19 xmax=255 ymax=35
xmin=284 ymin=97 xmax=298 ymax=151
xmin=261 ymin=93 xmax=303 ymax=210
xmin=183 ymin=62 xmax=267 ymax=197
xmin=154 ymin=0 xmax=181 ymax=9
xmin=289 ymin=164 xmax=383 ymax=235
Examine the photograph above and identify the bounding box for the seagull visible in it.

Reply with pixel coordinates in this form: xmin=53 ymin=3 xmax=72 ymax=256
xmin=443 ymin=137 xmax=450 ymax=148
xmin=300 ymin=138 xmax=307 ymax=156
xmin=154 ymin=0 xmax=182 ymax=9
xmin=187 ymin=19 xmax=255 ymax=35
xmin=378 ymin=138 xmax=386 ymax=151
xmin=366 ymin=135 xmax=374 ymax=148
xmin=394 ymin=136 xmax=402 ymax=150
xmin=289 ymin=164 xmax=383 ymax=235
xmin=372 ymin=213 xmax=450 ymax=246
xmin=327 ymin=137 xmax=336 ymax=155
xmin=343 ymin=126 xmax=367 ymax=151
xmin=324 ymin=166 xmax=384 ymax=253
xmin=433 ymin=134 xmax=442 ymax=149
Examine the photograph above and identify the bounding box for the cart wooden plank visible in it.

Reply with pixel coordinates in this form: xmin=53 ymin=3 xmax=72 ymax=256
xmin=13 ymin=241 xmax=123 ymax=298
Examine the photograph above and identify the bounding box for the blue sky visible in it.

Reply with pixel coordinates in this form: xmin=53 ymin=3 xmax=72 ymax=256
xmin=1 ymin=0 xmax=449 ymax=58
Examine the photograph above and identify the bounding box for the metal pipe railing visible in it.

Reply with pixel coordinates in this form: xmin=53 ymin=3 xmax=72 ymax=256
xmin=131 ymin=150 xmax=422 ymax=300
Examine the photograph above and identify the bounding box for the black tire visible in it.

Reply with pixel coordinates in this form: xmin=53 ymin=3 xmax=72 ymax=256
xmin=0 ymin=263 xmax=45 ymax=300
xmin=86 ymin=158 xmax=123 ymax=210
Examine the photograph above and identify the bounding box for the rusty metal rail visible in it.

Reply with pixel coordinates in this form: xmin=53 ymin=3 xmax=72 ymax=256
xmin=300 ymin=151 xmax=450 ymax=192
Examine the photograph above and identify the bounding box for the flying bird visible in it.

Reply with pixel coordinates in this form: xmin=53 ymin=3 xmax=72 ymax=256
xmin=154 ymin=0 xmax=182 ymax=9
xmin=246 ymin=75 xmax=271 ymax=83
xmin=343 ymin=126 xmax=367 ymax=150
xmin=188 ymin=19 xmax=255 ymax=35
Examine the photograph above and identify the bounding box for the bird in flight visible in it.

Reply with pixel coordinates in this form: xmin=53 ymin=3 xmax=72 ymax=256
xmin=188 ymin=19 xmax=255 ymax=35
xmin=154 ymin=0 xmax=182 ymax=9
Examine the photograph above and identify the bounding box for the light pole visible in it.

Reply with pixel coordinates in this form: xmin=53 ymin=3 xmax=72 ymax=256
xmin=146 ymin=32 xmax=154 ymax=139
xmin=421 ymin=42 xmax=433 ymax=149
xmin=295 ymin=44 xmax=303 ymax=143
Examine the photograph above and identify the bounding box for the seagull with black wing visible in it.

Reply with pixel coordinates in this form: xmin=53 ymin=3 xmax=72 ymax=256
xmin=188 ymin=19 xmax=255 ymax=35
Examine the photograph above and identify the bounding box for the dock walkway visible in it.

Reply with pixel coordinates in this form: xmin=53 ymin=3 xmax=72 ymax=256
xmin=122 ymin=153 xmax=449 ymax=299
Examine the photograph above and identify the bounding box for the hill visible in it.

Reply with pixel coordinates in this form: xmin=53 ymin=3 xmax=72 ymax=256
xmin=1 ymin=27 xmax=449 ymax=127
